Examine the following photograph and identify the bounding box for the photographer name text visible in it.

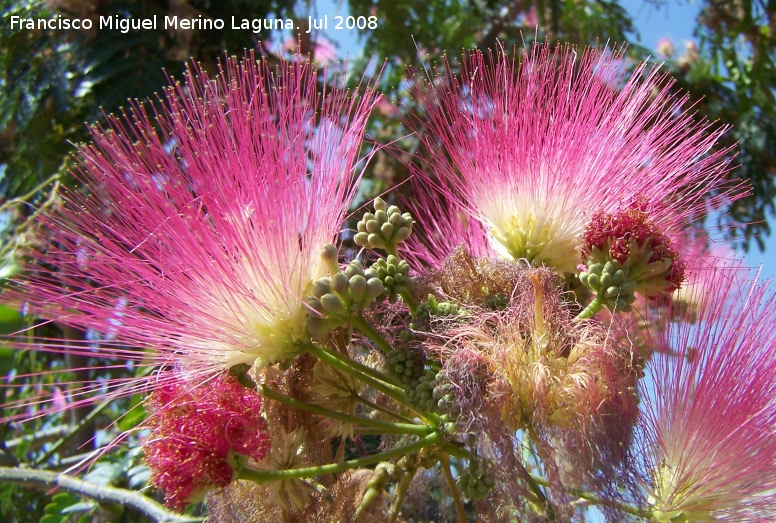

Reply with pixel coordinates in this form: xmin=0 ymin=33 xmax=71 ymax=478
xmin=9 ymin=14 xmax=378 ymax=34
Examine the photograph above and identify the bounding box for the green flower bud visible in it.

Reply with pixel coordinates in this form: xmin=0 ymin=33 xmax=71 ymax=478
xmin=344 ymin=260 xmax=363 ymax=279
xmin=320 ymin=293 xmax=344 ymax=313
xmin=320 ymin=243 xmax=340 ymax=276
xmin=393 ymin=226 xmax=411 ymax=243
xmin=349 ymin=275 xmax=368 ymax=303
xmin=331 ymin=272 xmax=349 ymax=295
xmin=312 ymin=278 xmax=331 ymax=298
xmin=365 ymin=278 xmax=384 ymax=303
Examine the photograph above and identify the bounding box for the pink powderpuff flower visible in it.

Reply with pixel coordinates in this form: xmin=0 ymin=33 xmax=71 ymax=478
xmin=144 ymin=374 xmax=270 ymax=512
xmin=282 ymin=36 xmax=338 ymax=65
xmin=1 ymin=52 xmax=379 ymax=417
xmin=638 ymin=270 xmax=776 ymax=521
xmin=656 ymin=38 xmax=675 ymax=59
xmin=405 ymin=44 xmax=743 ymax=275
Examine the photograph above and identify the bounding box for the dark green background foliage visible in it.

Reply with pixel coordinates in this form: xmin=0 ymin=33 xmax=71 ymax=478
xmin=0 ymin=0 xmax=774 ymax=520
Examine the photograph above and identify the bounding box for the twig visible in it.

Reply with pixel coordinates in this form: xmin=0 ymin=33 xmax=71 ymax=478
xmin=4 ymin=426 xmax=71 ymax=450
xmin=388 ymin=469 xmax=416 ymax=523
xmin=240 ymin=432 xmax=442 ymax=484
xmin=0 ymin=466 xmax=201 ymax=523
xmin=440 ymin=454 xmax=467 ymax=523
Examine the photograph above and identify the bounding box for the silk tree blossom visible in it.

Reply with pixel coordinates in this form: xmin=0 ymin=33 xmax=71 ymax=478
xmin=1 ymin=52 xmax=379 ymax=413
xmin=639 ymin=270 xmax=776 ymax=522
xmin=405 ymin=44 xmax=742 ymax=275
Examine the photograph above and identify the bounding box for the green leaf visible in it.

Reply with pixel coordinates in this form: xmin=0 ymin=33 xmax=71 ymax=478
xmin=116 ymin=395 xmax=147 ymax=432
xmin=41 ymin=492 xmax=85 ymax=523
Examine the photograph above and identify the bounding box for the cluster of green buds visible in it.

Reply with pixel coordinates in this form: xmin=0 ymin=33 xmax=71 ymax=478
xmin=456 ymin=457 xmax=496 ymax=501
xmin=306 ymin=244 xmax=385 ymax=338
xmin=384 ymin=346 xmax=427 ymax=386
xmin=306 ymin=197 xmax=418 ymax=337
xmin=579 ymin=261 xmax=637 ymax=312
xmin=411 ymin=294 xmax=463 ymax=331
xmin=401 ymin=365 xmax=467 ymax=431
xmin=432 ymin=370 xmax=463 ymax=422
xmin=354 ymin=197 xmax=413 ymax=255
xmin=371 ymin=255 xmax=410 ymax=304
xmin=405 ymin=368 xmax=439 ymax=412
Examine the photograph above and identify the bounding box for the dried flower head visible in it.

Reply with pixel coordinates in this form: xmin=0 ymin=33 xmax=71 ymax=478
xmin=143 ymin=374 xmax=269 ymax=512
xmin=493 ymin=272 xmax=638 ymax=437
xmin=640 ymin=271 xmax=776 ymax=521
xmin=406 ymin=44 xmax=739 ymax=274
xmin=256 ymin=427 xmax=316 ymax=514
xmin=307 ymin=360 xmax=362 ymax=440
xmin=1 ymin=52 xmax=379 ymax=414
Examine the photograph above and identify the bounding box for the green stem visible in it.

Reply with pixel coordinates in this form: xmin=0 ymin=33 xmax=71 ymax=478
xmin=355 ymin=394 xmax=417 ymax=425
xmin=352 ymin=426 xmax=410 ymax=436
xmin=574 ymin=294 xmax=606 ymax=321
xmin=440 ymin=454 xmax=467 ymax=523
xmin=317 ymin=343 xmax=403 ymax=389
xmin=397 ymin=287 xmax=419 ymax=317
xmin=239 ymin=432 xmax=442 ymax=484
xmin=529 ymin=475 xmax=651 ymax=519
xmin=0 ymin=466 xmax=201 ymax=523
xmin=303 ymin=343 xmax=408 ymax=406
xmin=516 ymin=461 xmax=555 ymax=521
xmin=388 ymin=469 xmax=416 ymax=523
xmin=260 ymin=385 xmax=431 ymax=437
xmin=440 ymin=442 xmax=471 ymax=461
xmin=351 ymin=315 xmax=393 ymax=354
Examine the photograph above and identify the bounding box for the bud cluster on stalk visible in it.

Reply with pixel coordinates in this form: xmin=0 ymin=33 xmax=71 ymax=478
xmin=305 ymin=244 xmax=386 ymax=338
xmin=383 ymin=346 xmax=467 ymax=432
xmin=384 ymin=345 xmax=427 ymax=386
xmin=354 ymin=196 xmax=414 ymax=253
xmin=372 ymin=255 xmax=410 ymax=303
xmin=457 ymin=457 xmax=497 ymax=501
xmin=579 ymin=261 xmax=637 ymax=312
xmin=387 ymin=352 xmax=467 ymax=430
xmin=306 ymin=198 xmax=417 ymax=338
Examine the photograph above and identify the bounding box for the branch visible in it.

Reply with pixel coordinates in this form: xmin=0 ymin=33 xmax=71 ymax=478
xmin=0 ymin=466 xmax=201 ymax=523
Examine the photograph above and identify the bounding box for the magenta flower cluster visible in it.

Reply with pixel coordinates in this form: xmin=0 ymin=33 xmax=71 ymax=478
xmin=144 ymin=375 xmax=269 ymax=511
